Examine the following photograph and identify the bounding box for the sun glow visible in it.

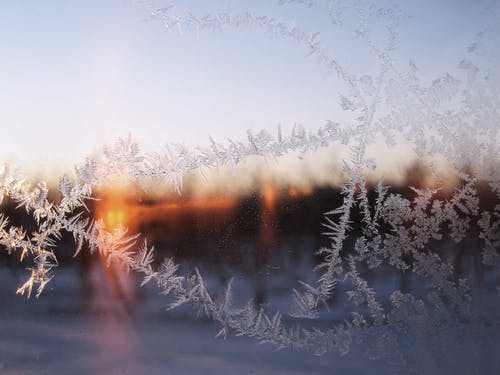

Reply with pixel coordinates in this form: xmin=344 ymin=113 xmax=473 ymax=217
xmin=91 ymin=187 xmax=139 ymax=318
xmin=95 ymin=188 xmax=132 ymax=232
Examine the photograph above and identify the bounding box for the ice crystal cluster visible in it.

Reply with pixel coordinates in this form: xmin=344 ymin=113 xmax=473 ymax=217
xmin=1 ymin=1 xmax=499 ymax=373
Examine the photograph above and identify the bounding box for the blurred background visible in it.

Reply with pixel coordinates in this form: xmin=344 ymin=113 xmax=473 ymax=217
xmin=0 ymin=0 xmax=498 ymax=373
xmin=1 ymin=158 xmax=498 ymax=374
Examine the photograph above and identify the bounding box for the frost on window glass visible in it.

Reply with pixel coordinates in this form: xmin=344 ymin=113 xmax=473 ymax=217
xmin=0 ymin=1 xmax=499 ymax=374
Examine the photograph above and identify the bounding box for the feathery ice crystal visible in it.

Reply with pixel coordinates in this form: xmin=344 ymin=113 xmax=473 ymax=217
xmin=1 ymin=1 xmax=499 ymax=373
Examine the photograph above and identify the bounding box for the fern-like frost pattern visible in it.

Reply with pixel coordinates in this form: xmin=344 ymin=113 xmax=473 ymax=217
xmin=1 ymin=1 xmax=499 ymax=373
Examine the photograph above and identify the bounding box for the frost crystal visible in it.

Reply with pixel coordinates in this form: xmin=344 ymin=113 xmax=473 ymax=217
xmin=1 ymin=1 xmax=499 ymax=374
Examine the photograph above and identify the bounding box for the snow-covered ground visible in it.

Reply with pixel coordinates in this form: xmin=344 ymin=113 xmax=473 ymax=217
xmin=0 ymin=265 xmax=391 ymax=375
xmin=1 ymin=249 xmax=499 ymax=375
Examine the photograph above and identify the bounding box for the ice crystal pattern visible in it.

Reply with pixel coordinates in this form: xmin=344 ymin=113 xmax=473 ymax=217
xmin=1 ymin=1 xmax=499 ymax=374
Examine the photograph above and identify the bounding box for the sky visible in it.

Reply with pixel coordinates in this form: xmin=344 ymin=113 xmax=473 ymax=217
xmin=0 ymin=0 xmax=492 ymax=178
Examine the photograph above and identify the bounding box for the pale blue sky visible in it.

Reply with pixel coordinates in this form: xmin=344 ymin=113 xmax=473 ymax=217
xmin=0 ymin=0 xmax=491 ymax=174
